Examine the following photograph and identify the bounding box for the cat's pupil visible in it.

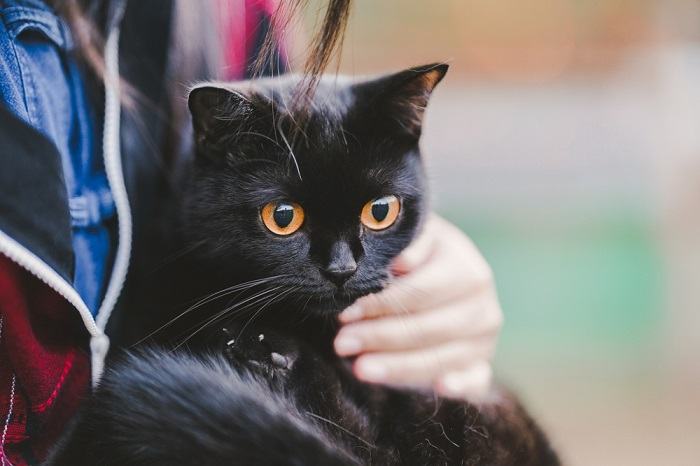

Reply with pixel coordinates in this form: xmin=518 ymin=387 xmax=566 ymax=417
xmin=372 ymin=200 xmax=389 ymax=222
xmin=273 ymin=204 xmax=294 ymax=228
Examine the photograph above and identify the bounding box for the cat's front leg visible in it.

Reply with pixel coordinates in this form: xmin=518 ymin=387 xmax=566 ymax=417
xmin=218 ymin=324 xmax=301 ymax=384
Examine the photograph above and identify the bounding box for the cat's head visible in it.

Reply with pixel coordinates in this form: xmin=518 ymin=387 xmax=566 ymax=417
xmin=185 ymin=63 xmax=447 ymax=315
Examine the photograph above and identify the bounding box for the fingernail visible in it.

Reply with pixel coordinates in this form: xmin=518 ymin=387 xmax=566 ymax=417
xmin=356 ymin=359 xmax=387 ymax=381
xmin=339 ymin=304 xmax=363 ymax=322
xmin=334 ymin=335 xmax=363 ymax=355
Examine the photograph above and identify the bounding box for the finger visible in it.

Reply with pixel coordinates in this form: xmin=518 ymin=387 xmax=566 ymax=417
xmin=391 ymin=219 xmax=436 ymax=275
xmin=335 ymin=299 xmax=501 ymax=355
xmin=341 ymin=235 xmax=492 ymax=324
xmin=353 ymin=340 xmax=491 ymax=386
xmin=435 ymin=362 xmax=493 ymax=402
xmin=340 ymin=266 xmax=493 ymax=324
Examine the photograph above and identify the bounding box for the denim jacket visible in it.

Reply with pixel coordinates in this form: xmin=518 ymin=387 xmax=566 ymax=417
xmin=0 ymin=0 xmax=115 ymax=315
xmin=0 ymin=1 xmax=281 ymax=463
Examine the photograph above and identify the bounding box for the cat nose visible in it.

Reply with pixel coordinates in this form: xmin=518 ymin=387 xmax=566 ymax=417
xmin=323 ymin=241 xmax=357 ymax=286
xmin=323 ymin=264 xmax=357 ymax=286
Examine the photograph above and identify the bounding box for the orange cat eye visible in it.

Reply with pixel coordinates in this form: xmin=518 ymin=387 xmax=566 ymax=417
xmin=261 ymin=201 xmax=305 ymax=236
xmin=360 ymin=195 xmax=400 ymax=231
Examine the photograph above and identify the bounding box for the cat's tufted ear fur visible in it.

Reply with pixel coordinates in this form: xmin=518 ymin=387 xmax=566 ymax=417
xmin=188 ymin=85 xmax=257 ymax=159
xmin=353 ymin=63 xmax=448 ymax=141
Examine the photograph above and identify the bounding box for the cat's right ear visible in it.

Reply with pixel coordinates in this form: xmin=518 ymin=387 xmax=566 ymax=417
xmin=188 ymin=85 xmax=254 ymax=158
xmin=352 ymin=63 xmax=448 ymax=142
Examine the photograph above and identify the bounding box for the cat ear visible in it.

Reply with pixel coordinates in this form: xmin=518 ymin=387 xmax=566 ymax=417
xmin=354 ymin=63 xmax=448 ymax=140
xmin=188 ymin=85 xmax=256 ymax=158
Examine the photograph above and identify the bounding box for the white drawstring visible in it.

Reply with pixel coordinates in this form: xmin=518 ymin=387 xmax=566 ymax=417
xmin=92 ymin=0 xmax=129 ymax=385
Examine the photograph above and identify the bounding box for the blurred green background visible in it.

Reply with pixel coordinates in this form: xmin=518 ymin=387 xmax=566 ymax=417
xmin=297 ymin=1 xmax=700 ymax=464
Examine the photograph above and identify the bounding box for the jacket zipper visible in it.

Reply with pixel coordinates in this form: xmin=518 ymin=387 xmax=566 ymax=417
xmin=0 ymin=0 xmax=130 ymax=386
xmin=0 ymin=231 xmax=100 ymax=338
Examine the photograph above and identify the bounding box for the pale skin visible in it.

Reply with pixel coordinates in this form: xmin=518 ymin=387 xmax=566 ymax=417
xmin=335 ymin=213 xmax=503 ymax=401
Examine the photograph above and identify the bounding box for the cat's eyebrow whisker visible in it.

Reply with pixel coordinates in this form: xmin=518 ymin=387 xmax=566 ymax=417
xmin=133 ymin=276 xmax=287 ymax=346
xmin=275 ymin=92 xmax=313 ymax=179
xmin=277 ymin=93 xmax=310 ymax=142
xmin=276 ymin=117 xmax=303 ymax=181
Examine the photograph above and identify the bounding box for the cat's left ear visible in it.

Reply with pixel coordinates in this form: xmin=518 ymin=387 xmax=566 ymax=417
xmin=188 ymin=84 xmax=255 ymax=158
xmin=353 ymin=63 xmax=448 ymax=140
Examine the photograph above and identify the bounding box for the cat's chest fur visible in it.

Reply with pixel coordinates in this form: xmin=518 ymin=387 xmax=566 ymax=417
xmin=200 ymin=310 xmax=386 ymax=461
xmin=182 ymin=306 xmax=493 ymax=466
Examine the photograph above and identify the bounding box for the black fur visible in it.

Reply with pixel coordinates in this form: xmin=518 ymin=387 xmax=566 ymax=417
xmin=49 ymin=64 xmax=560 ymax=465
xmin=47 ymin=351 xmax=357 ymax=466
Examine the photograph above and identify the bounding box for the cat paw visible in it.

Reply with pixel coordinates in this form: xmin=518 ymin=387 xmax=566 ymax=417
xmin=220 ymin=326 xmax=300 ymax=380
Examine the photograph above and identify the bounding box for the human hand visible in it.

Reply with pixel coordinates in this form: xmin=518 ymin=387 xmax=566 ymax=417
xmin=334 ymin=214 xmax=503 ymax=401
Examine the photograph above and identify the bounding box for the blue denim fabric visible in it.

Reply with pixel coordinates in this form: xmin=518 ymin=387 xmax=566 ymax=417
xmin=0 ymin=0 xmax=114 ymax=315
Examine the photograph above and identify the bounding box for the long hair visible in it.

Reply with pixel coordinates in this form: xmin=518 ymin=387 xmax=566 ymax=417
xmin=53 ymin=0 xmax=353 ymax=99
xmin=51 ymin=0 xmax=106 ymax=78
xmin=52 ymin=0 xmax=352 ymax=170
xmin=251 ymin=0 xmax=352 ymax=103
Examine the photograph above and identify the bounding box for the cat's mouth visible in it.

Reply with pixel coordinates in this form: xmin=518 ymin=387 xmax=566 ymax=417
xmin=310 ymin=293 xmax=361 ymax=315
xmin=305 ymin=283 xmax=385 ymax=315
xmin=268 ymin=274 xmax=389 ymax=315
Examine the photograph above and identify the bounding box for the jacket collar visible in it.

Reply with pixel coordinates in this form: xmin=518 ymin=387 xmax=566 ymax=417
xmin=0 ymin=104 xmax=74 ymax=283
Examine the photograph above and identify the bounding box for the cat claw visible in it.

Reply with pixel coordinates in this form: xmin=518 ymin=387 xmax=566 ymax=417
xmin=219 ymin=326 xmax=298 ymax=376
xmin=271 ymin=352 xmax=293 ymax=370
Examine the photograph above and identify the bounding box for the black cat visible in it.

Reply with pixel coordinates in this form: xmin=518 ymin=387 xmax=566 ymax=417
xmin=48 ymin=64 xmax=559 ymax=466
